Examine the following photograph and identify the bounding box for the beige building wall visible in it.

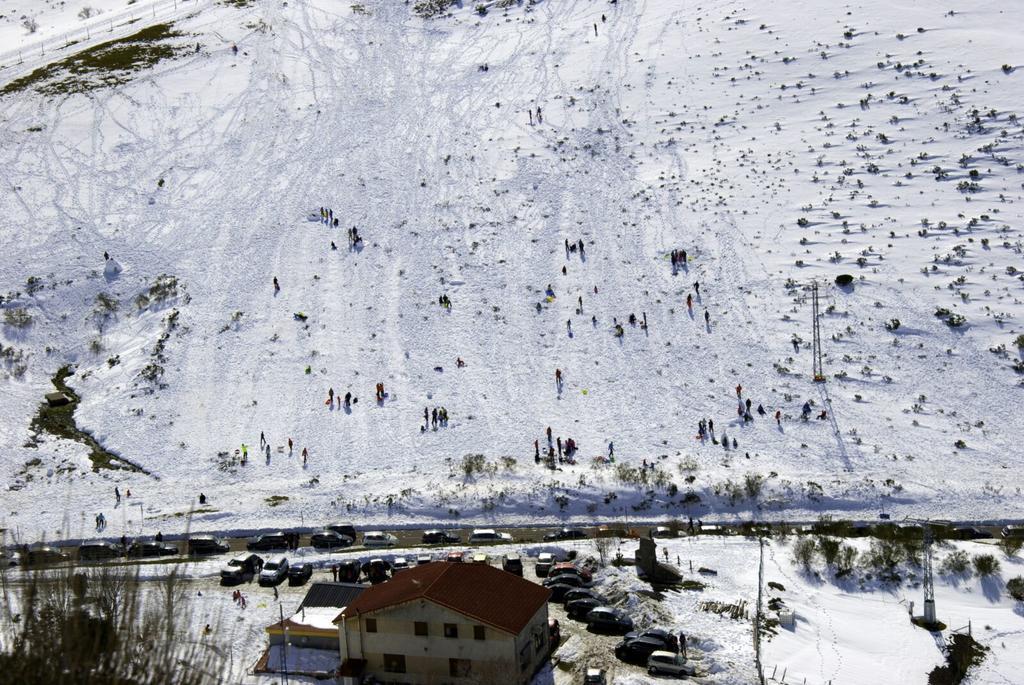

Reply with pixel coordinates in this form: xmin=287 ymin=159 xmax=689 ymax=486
xmin=338 ymin=598 xmax=549 ymax=685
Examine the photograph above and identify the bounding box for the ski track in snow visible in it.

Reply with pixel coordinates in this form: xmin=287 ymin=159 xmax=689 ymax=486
xmin=0 ymin=0 xmax=1022 ymax=547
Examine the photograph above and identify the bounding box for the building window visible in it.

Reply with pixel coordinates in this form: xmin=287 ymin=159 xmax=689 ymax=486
xmin=414 ymin=621 xmax=428 ymax=636
xmin=444 ymin=623 xmax=458 ymax=638
xmin=365 ymin=618 xmax=377 ymax=633
xmin=473 ymin=625 xmax=486 ymax=640
xmin=449 ymin=658 xmax=472 ymax=677
xmin=383 ymin=654 xmax=406 ymax=673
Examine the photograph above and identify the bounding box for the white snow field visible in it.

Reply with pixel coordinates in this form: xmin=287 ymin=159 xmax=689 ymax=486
xmin=0 ymin=0 xmax=1023 ymax=543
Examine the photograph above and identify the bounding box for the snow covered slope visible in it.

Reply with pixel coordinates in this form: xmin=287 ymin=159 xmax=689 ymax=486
xmin=0 ymin=0 xmax=1022 ymax=540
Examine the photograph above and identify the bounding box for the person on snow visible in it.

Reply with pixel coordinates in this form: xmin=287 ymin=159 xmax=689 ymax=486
xmin=614 ymin=323 xmax=624 ymax=337
xmin=607 ymin=441 xmax=615 ymax=458
xmin=757 ymin=404 xmax=766 ymax=416
xmin=704 ymin=310 xmax=711 ymax=325
xmin=302 ymin=447 xmax=308 ymax=466
xmin=802 ymin=402 xmax=812 ymax=420
xmin=694 ymin=281 xmax=700 ymax=295
xmin=546 ymin=426 xmax=553 ymax=443
xmin=344 ymin=391 xmax=352 ymax=408
xmin=577 ymin=295 xmax=583 ymax=311
xmin=736 ymin=384 xmax=742 ymax=397
xmin=534 ymin=439 xmax=540 ymax=462
xmin=115 ymin=487 xmax=121 ymax=504
xmin=629 ymin=313 xmax=637 ymax=326
xmin=578 ymin=238 xmax=584 ymax=254
xmin=273 ymin=277 xmax=279 ymax=293
xmin=556 ymin=437 xmax=562 ymax=458
xmin=328 ymin=387 xmax=334 ymax=406
xmin=287 ymin=437 xmax=293 ymax=453
xmin=555 ymin=368 xmax=563 ymax=386
xmin=775 ymin=410 xmax=782 ymax=426
xmin=687 ymin=293 xmax=693 ymax=309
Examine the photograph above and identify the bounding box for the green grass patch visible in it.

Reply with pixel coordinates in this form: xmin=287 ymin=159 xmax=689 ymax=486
xmin=26 ymin=365 xmax=147 ymax=473
xmin=2 ymin=23 xmax=186 ymax=97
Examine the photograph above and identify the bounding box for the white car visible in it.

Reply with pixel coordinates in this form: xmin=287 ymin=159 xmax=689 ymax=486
xmin=362 ymin=531 xmax=397 ymax=547
xmin=647 ymin=651 xmax=695 ymax=677
xmin=258 ymin=556 xmax=289 ymax=585
xmin=536 ymin=552 xmax=555 ymax=577
xmin=468 ymin=528 xmax=512 ymax=544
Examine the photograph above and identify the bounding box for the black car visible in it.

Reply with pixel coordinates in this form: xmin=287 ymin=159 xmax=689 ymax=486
xmin=188 ymin=535 xmax=230 ymax=556
xmin=624 ymin=628 xmax=678 ymax=653
xmin=422 ymin=529 xmax=462 ymax=544
xmin=288 ymin=563 xmax=313 ymax=586
xmin=564 ymin=587 xmax=606 ymax=604
xmin=246 ymin=532 xmax=290 ymax=552
xmin=616 ymin=636 xmax=667 ymax=664
xmin=566 ymin=597 xmax=604 ymax=620
xmin=337 ymin=559 xmax=361 ymax=582
xmin=220 ymin=554 xmax=262 ymax=584
xmin=953 ymin=526 xmax=992 ymax=540
xmin=586 ymin=607 xmax=633 ymax=634
xmin=25 ymin=546 xmax=70 ymax=567
xmin=326 ymin=523 xmax=358 ymax=540
xmin=310 ymin=530 xmax=355 ymax=549
xmin=543 ymin=573 xmax=585 ymax=589
xmin=545 ymin=582 xmax=579 ymax=603
xmin=543 ymin=527 xmax=588 ymax=542
xmin=79 ymin=541 xmax=124 ymax=561
xmin=127 ymin=540 xmax=179 ymax=558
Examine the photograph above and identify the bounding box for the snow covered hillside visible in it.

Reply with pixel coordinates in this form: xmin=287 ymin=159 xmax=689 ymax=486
xmin=0 ymin=0 xmax=1022 ymax=540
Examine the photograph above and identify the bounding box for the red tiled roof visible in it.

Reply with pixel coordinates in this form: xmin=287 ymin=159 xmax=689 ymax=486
xmin=338 ymin=562 xmax=550 ymax=634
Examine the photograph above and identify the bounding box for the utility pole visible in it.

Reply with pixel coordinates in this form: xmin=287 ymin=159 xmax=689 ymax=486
xmin=280 ymin=603 xmax=289 ymax=685
xmin=811 ymin=281 xmax=825 ymax=382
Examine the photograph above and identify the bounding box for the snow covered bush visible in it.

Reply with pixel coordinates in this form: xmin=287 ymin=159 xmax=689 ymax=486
xmin=940 ymin=550 xmax=971 ymax=575
xmin=3 ymin=308 xmax=32 ymax=328
xmin=1007 ymin=577 xmax=1024 ymax=601
xmin=972 ymin=553 xmax=1000 ymax=578
xmin=1014 ymin=334 xmax=1024 ymax=349
xmin=792 ymin=537 xmax=817 ymax=570
xmin=997 ymin=536 xmax=1023 ymax=558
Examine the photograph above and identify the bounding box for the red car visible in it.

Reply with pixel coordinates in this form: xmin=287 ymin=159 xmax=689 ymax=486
xmin=550 ymin=561 xmax=592 ymax=583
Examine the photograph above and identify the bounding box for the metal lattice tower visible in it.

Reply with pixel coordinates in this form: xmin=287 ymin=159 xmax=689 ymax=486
xmin=811 ymin=282 xmax=825 ymax=382
xmin=923 ymin=526 xmax=936 ymax=624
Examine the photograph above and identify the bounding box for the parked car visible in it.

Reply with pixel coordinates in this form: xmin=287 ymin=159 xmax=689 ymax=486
xmin=393 ymin=557 xmax=410 ymax=571
xmin=471 ymin=553 xmax=488 ymax=564
xmin=363 ymin=558 xmax=391 ymax=583
xmin=550 ymin=562 xmax=592 ymax=582
xmin=616 ymin=636 xmax=668 ymax=664
xmin=310 ymin=530 xmax=355 ymax=549
xmin=362 ymin=531 xmax=397 ymax=548
xmin=326 ymin=523 xmax=358 ymax=540
xmin=220 ymin=554 xmax=262 ymax=584
xmin=416 ymin=554 xmax=433 ymax=565
xmin=548 ymin=618 xmax=561 ymax=650
xmin=566 ymin=597 xmax=604 ymax=620
xmin=337 ymin=559 xmax=361 ymax=582
xmin=258 ymin=557 xmax=289 ymax=585
xmin=544 ymin=527 xmax=588 ymax=541
xmin=536 ymin=552 xmax=555 ymax=577
xmin=624 ymin=628 xmax=678 ymax=653
xmin=564 ymin=587 xmax=606 ymax=604
xmin=650 ymin=526 xmax=676 ymax=539
xmin=288 ymin=563 xmax=313 ymax=586
xmin=953 ymin=526 xmax=992 ymax=540
xmin=25 ymin=545 xmax=70 ymax=567
xmin=545 ymin=582 xmax=579 ymax=603
xmin=422 ymin=529 xmax=461 ymax=544
xmin=188 ymin=535 xmax=230 ymax=556
xmin=1001 ymin=524 xmax=1024 ymax=539
xmin=544 ymin=573 xmax=585 ymax=589
xmin=79 ymin=541 xmax=124 ymax=561
xmin=127 ymin=540 xmax=178 ymax=558
xmin=647 ymin=651 xmax=696 ymax=678
xmin=446 ymin=551 xmax=465 ymax=563
xmin=468 ymin=528 xmax=512 ymax=544
xmin=583 ymin=668 xmax=607 ymax=685
xmin=246 ymin=532 xmax=289 ymax=552
xmin=502 ymin=553 xmax=524 ymax=576
xmin=585 ymin=607 xmax=633 ymax=634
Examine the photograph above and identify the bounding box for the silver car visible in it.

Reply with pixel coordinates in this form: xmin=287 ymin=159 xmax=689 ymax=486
xmin=647 ymin=650 xmax=696 ymax=677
